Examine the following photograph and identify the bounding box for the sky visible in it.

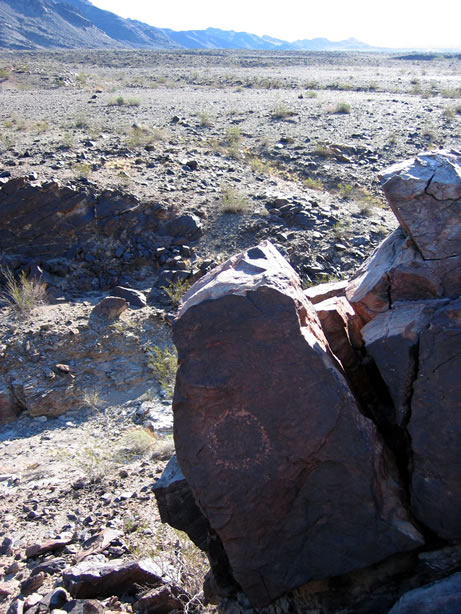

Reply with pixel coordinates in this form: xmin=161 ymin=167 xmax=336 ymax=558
xmin=89 ymin=0 xmax=461 ymax=49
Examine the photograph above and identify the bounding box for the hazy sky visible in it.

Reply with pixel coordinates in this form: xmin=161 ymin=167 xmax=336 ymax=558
xmin=89 ymin=0 xmax=461 ymax=49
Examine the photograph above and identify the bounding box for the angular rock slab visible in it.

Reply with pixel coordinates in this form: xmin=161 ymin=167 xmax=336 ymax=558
xmin=381 ymin=150 xmax=461 ymax=260
xmin=409 ymin=298 xmax=461 ymax=540
xmin=173 ymin=241 xmax=423 ymax=608
xmin=362 ymin=301 xmax=447 ymax=427
xmin=346 ymin=229 xmax=461 ymax=326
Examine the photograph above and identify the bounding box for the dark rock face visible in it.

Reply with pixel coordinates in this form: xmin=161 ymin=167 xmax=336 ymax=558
xmin=153 ymin=455 xmax=210 ymax=551
xmin=172 ymin=241 xmax=423 ymax=608
xmin=362 ymin=301 xmax=446 ymax=427
xmin=409 ymin=299 xmax=461 ymax=540
xmin=0 ymin=176 xmax=203 ymax=292
xmin=388 ymin=572 xmax=461 ymax=614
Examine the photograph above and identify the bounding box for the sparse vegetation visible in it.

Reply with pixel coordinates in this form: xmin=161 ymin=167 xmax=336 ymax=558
xmin=0 ymin=268 xmax=47 ymax=316
xmin=0 ymin=67 xmax=10 ymax=80
xmin=147 ymin=345 xmax=178 ymax=397
xmin=333 ymin=102 xmax=352 ymax=114
xmin=109 ymin=96 xmax=141 ymax=107
xmin=219 ymin=184 xmax=249 ymax=213
xmin=162 ymin=278 xmax=192 ymax=307
xmin=81 ymin=389 xmax=104 ymax=411
xmin=271 ymin=102 xmax=295 ymax=119
xmin=114 ymin=428 xmax=157 ymax=462
xmin=198 ymin=111 xmax=213 ymax=127
xmin=303 ymin=177 xmax=323 ymax=190
xmin=73 ymin=162 xmax=92 ymax=177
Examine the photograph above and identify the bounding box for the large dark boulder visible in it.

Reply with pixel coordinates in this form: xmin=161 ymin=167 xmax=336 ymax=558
xmin=172 ymin=241 xmax=423 ymax=608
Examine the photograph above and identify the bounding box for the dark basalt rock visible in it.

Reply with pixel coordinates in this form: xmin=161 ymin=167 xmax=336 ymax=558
xmin=172 ymin=240 xmax=423 ymax=608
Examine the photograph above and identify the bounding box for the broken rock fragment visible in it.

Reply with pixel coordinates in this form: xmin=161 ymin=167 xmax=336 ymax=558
xmin=381 ymin=149 xmax=461 ymax=260
xmin=172 ymin=241 xmax=423 ymax=608
xmin=63 ymin=559 xmax=163 ymax=599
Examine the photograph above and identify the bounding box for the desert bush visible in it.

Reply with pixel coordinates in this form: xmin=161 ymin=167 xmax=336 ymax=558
xmin=73 ymin=162 xmax=92 ymax=177
xmin=68 ymin=440 xmax=113 ymax=482
xmin=441 ymin=87 xmax=461 ymax=99
xmin=333 ymin=102 xmax=351 ymax=114
xmin=198 ymin=111 xmax=213 ymax=127
xmin=162 ymin=278 xmax=192 ymax=307
xmin=81 ymin=389 xmax=104 ymax=411
xmin=0 ymin=268 xmax=47 ymax=316
xmin=312 ymin=142 xmax=334 ymax=158
xmin=271 ymin=102 xmax=295 ymax=119
xmin=219 ymin=184 xmax=249 ymax=213
xmin=147 ymin=345 xmax=178 ymax=397
xmin=303 ymin=177 xmax=323 ymax=190
xmin=114 ymin=428 xmax=157 ymax=462
xmin=337 ymin=182 xmax=354 ymax=198
xmin=0 ymin=67 xmax=10 ymax=80
xmin=224 ymin=126 xmax=241 ymax=144
xmin=109 ymin=96 xmax=141 ymax=107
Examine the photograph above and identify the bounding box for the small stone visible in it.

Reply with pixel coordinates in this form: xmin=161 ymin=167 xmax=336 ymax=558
xmin=20 ymin=571 xmax=45 ymax=593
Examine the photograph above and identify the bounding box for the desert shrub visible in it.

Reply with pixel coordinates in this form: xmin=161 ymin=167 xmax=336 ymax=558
xmin=70 ymin=440 xmax=113 ymax=482
xmin=73 ymin=162 xmax=92 ymax=177
xmin=224 ymin=126 xmax=241 ymax=144
xmin=441 ymin=87 xmax=461 ymax=99
xmin=271 ymin=102 xmax=295 ymax=119
xmin=114 ymin=428 xmax=157 ymax=462
xmin=0 ymin=67 xmax=10 ymax=80
xmin=0 ymin=268 xmax=47 ymax=316
xmin=81 ymin=389 xmax=104 ymax=411
xmin=333 ymin=102 xmax=351 ymax=114
xmin=303 ymin=177 xmax=323 ymax=190
xmin=147 ymin=345 xmax=178 ymax=397
xmin=220 ymin=184 xmax=249 ymax=213
xmin=162 ymin=278 xmax=192 ymax=307
xmin=109 ymin=96 xmax=141 ymax=107
xmin=312 ymin=142 xmax=334 ymax=158
xmin=198 ymin=111 xmax=213 ymax=127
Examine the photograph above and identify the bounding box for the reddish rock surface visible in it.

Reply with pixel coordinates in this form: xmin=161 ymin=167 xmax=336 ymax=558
xmin=91 ymin=296 xmax=129 ymax=320
xmin=173 ymin=241 xmax=423 ymax=607
xmin=63 ymin=559 xmax=163 ymax=599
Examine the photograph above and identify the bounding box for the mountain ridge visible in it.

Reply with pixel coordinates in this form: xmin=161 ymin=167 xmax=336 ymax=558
xmin=0 ymin=0 xmax=379 ymax=51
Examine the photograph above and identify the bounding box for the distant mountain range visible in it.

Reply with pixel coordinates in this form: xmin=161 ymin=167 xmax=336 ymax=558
xmin=0 ymin=0 xmax=379 ymax=51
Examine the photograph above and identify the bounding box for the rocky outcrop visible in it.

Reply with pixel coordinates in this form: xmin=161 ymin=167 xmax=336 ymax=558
xmin=172 ymin=241 xmax=423 ymax=607
xmin=0 ymin=176 xmax=203 ymax=292
xmin=158 ymin=150 xmax=461 ymax=610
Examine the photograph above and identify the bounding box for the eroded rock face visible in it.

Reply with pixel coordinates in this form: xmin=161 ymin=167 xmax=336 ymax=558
xmin=381 ymin=150 xmax=461 ymax=260
xmin=172 ymin=241 xmax=423 ymax=608
xmin=347 ymin=151 xmax=461 ymax=326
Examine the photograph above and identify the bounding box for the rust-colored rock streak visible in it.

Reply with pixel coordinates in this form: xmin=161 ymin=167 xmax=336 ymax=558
xmin=173 ymin=241 xmax=423 ymax=607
